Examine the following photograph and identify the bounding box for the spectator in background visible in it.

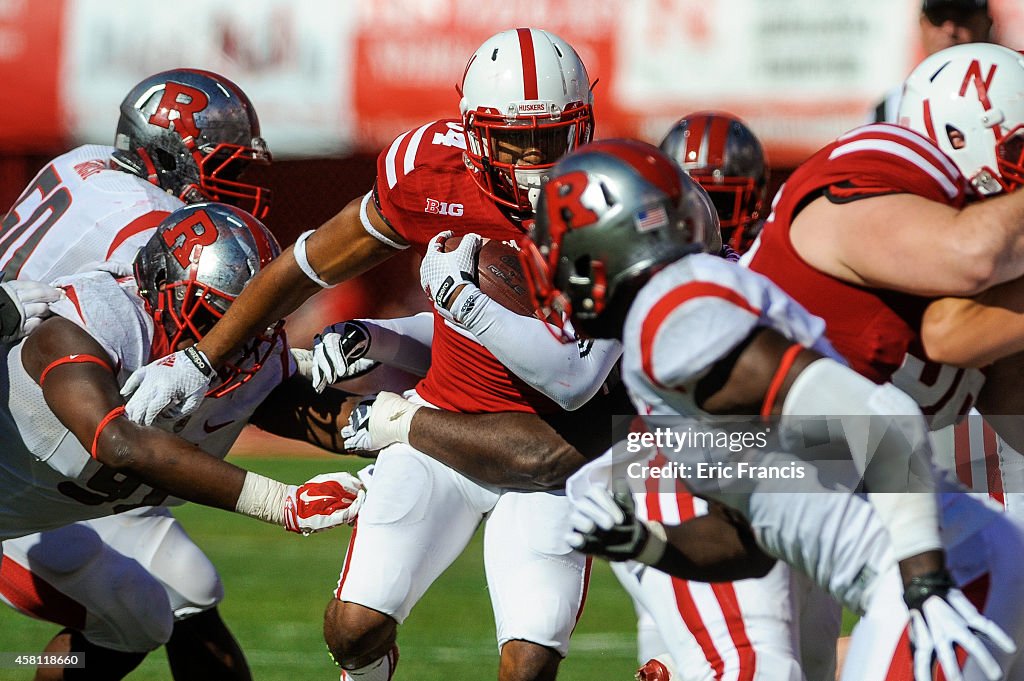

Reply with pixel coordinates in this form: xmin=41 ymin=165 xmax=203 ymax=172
xmin=869 ymin=0 xmax=993 ymax=123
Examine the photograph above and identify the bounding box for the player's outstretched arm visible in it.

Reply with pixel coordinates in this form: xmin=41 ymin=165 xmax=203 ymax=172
xmin=121 ymin=194 xmax=405 ymax=425
xmin=341 ymin=392 xmax=588 ymax=490
xmin=567 ymin=484 xmax=775 ymax=582
xmin=420 ymin=231 xmax=622 ymax=410
xmin=23 ymin=317 xmax=363 ymax=534
xmin=921 ymin=276 xmax=1024 ymax=367
xmin=791 ymin=188 xmax=1024 ymax=298
xmin=201 ymin=196 xmax=404 ymax=367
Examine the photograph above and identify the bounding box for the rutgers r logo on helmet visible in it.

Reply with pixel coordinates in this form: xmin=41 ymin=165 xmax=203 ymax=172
xmin=147 ymin=82 xmax=209 ymax=142
xmin=161 ymin=207 xmax=220 ymax=268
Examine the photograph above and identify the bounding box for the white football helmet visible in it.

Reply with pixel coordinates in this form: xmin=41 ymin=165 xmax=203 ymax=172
xmin=459 ymin=28 xmax=595 ymax=212
xmin=899 ymin=43 xmax=1024 ymax=195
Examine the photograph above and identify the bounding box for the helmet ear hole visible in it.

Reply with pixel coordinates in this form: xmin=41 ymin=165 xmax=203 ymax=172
xmin=572 ymin=255 xmax=592 ymax=280
xmin=946 ymin=125 xmax=967 ymax=150
xmin=154 ymin=148 xmax=177 ymax=172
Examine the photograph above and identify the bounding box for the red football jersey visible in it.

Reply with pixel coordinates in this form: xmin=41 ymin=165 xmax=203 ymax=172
xmin=746 ymin=124 xmax=982 ymax=424
xmin=374 ymin=119 xmax=556 ymax=414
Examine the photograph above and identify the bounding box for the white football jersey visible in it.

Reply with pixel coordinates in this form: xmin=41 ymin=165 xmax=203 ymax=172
xmin=620 ymin=253 xmax=840 ymax=418
xmin=0 ymin=270 xmax=291 ymax=540
xmin=0 ymin=145 xmax=182 ymax=282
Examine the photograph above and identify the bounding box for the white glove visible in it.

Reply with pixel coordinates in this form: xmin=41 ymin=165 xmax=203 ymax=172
xmin=907 ymin=583 xmax=1016 ymax=681
xmin=311 ymin=320 xmax=376 ymax=392
xmin=340 ymin=391 xmax=421 ymax=453
xmin=567 ymin=485 xmax=667 ymax=564
xmin=420 ymin=231 xmax=485 ymax=325
xmin=0 ymin=279 xmax=63 ymax=343
xmin=121 ymin=346 xmax=215 ymax=425
xmin=282 ymin=472 xmax=365 ymax=535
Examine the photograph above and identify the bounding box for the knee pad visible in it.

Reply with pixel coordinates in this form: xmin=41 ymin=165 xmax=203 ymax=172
xmin=25 ymin=524 xmax=104 ymax=575
xmin=93 ymin=563 xmax=174 ymax=652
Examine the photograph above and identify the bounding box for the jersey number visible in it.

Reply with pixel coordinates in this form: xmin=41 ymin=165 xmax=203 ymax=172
xmin=57 ymin=465 xmax=169 ymax=514
xmin=0 ymin=165 xmax=72 ymax=280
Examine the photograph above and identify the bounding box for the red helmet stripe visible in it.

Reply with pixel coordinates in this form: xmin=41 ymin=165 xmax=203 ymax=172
xmin=686 ymin=114 xmax=710 ymax=168
xmin=922 ymin=99 xmax=938 ymax=143
xmin=705 ymin=114 xmax=730 ymax=169
xmin=246 ymin=218 xmax=276 ymax=266
xmin=517 ymin=27 xmax=539 ymax=100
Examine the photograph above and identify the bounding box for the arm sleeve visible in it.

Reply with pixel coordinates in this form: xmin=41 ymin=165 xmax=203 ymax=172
xmin=358 ymin=312 xmax=434 ymax=376
xmin=462 ymin=293 xmax=622 ymax=410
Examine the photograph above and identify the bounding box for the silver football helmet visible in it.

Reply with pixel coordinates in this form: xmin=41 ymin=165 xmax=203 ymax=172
xmin=521 ymin=138 xmax=718 ymax=339
xmin=659 ymin=111 xmax=768 ymax=252
xmin=112 ymin=68 xmax=272 ymax=218
xmin=134 ymin=202 xmax=282 ymax=396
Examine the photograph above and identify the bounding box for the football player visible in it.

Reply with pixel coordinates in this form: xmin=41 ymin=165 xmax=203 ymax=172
xmin=117 ymin=28 xmax=613 ymax=681
xmin=0 ymin=68 xmax=277 ymax=680
xmin=659 ymin=111 xmax=769 ymax=255
xmin=741 ymin=44 xmax=1024 ymax=514
xmin=0 ymin=203 xmax=363 ymax=681
xmin=0 ymin=68 xmax=271 ymax=283
xmin=521 ymin=139 xmax=1019 ymax=681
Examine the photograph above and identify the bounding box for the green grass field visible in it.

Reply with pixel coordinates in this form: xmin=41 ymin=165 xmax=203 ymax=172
xmin=0 ymin=455 xmax=639 ymax=681
xmin=0 ymin=453 xmax=858 ymax=680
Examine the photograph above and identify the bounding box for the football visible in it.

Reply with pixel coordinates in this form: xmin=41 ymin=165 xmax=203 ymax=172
xmin=443 ymin=235 xmax=536 ymax=318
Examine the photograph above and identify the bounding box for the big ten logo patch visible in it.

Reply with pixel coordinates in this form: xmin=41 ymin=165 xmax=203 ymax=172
xmin=163 ymin=209 xmax=219 ymax=267
xmin=425 ymin=198 xmax=464 ymax=216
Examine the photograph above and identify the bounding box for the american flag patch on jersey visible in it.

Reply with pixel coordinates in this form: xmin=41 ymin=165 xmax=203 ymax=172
xmin=634 ymin=205 xmax=669 ymax=232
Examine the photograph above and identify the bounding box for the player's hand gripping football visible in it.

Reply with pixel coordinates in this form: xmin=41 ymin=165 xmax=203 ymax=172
xmin=309 ymin=320 xmax=378 ymax=392
xmin=120 ymin=347 xmax=215 ymax=425
xmin=904 ymin=570 xmax=1015 ymax=681
xmin=420 ymin=231 xmax=485 ymax=325
xmin=283 ymin=472 xmax=365 ymax=535
xmin=0 ymin=279 xmax=63 ymax=344
xmin=567 ymin=483 xmax=667 ymax=564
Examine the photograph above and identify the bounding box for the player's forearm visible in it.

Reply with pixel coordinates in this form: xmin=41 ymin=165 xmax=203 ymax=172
xmin=198 ymin=248 xmax=323 ymax=366
xmin=358 ymin=313 xmax=434 ymax=376
xmin=655 ymin=515 xmax=776 ymax=582
xmin=468 ymin=297 xmax=622 ymax=410
xmin=408 ymin=409 xmax=587 ymax=490
xmin=99 ymin=421 xmax=248 ymax=511
xmin=922 ymin=281 xmax=1024 ymax=367
xmin=958 ymin=187 xmax=1024 ymax=291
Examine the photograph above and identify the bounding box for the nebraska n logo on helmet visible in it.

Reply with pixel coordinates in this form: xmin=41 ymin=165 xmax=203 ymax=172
xmin=111 ymin=68 xmax=273 ymax=219
xmin=899 ymin=43 xmax=1024 ymax=196
xmin=134 ymin=202 xmax=283 ymax=398
xmin=459 ymin=28 xmax=596 ymax=212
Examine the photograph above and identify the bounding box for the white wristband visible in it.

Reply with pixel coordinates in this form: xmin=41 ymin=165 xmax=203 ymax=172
xmin=293 ymin=230 xmax=336 ymax=289
xmin=367 ymin=392 xmax=422 ymax=447
xmin=635 ymin=520 xmax=668 ymax=565
xmin=235 ymin=471 xmax=290 ymax=526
